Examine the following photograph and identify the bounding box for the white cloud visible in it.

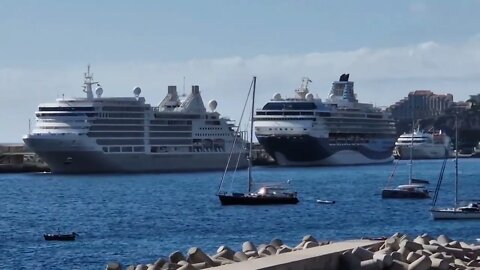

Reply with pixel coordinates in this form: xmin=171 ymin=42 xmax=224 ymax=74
xmin=1 ymin=38 xmax=480 ymax=142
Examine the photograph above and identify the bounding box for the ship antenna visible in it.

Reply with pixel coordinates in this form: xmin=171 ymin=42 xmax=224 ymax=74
xmin=182 ymin=76 xmax=186 ymax=97
xmin=83 ymin=64 xmax=98 ymax=100
xmin=295 ymin=77 xmax=311 ymax=99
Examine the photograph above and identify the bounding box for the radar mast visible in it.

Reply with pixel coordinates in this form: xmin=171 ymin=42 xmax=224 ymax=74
xmin=83 ymin=65 xmax=98 ymax=100
xmin=295 ymin=77 xmax=311 ymax=99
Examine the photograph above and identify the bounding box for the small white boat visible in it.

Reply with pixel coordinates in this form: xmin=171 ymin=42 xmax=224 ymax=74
xmin=316 ymin=199 xmax=335 ymax=204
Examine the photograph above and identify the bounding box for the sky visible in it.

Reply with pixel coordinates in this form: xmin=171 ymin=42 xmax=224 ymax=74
xmin=1 ymin=0 xmax=480 ymax=142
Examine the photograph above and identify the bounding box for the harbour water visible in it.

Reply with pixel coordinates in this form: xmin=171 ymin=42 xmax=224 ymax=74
xmin=1 ymin=159 xmax=479 ymax=269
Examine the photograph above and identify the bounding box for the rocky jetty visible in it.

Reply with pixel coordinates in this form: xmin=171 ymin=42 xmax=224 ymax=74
xmin=341 ymin=233 xmax=480 ymax=270
xmin=105 ymin=235 xmax=331 ymax=270
xmin=105 ymin=233 xmax=480 ymax=270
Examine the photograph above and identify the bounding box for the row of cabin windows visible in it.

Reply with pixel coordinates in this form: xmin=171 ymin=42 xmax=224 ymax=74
xmin=99 ymin=113 xmax=144 ymax=118
xmin=38 ymin=119 xmax=87 ymax=123
xmin=266 ymin=128 xmax=308 ymax=131
xmin=36 ymin=113 xmax=97 ymax=117
xmin=103 ymin=146 xmax=145 ymax=153
xmin=38 ymin=107 xmax=95 ymax=112
xmin=153 ymin=114 xmax=219 ymax=120
xmin=89 ymin=131 xmax=192 ymax=137
xmin=92 ymin=119 xmax=143 ymax=124
xmin=255 ymin=117 xmax=316 ymax=121
xmin=150 ymin=120 xmax=193 ymax=125
xmin=256 ymin=111 xmax=315 ymax=116
xmin=199 ymin=127 xmax=222 ymax=130
xmin=91 ymin=125 xmax=144 ymax=131
xmin=102 ymin=106 xmax=146 ymax=112
xmin=150 ymin=126 xmax=192 ymax=131
xmin=194 ymin=133 xmax=231 ymax=136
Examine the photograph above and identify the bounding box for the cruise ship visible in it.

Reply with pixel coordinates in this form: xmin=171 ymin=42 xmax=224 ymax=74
xmin=254 ymin=74 xmax=397 ymax=166
xmin=395 ymin=130 xmax=453 ymax=159
xmin=23 ymin=67 xmax=248 ymax=173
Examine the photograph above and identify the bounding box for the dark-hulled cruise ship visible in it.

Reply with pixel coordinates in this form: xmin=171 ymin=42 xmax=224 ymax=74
xmin=254 ymin=74 xmax=397 ymax=166
xmin=23 ymin=66 xmax=248 ymax=173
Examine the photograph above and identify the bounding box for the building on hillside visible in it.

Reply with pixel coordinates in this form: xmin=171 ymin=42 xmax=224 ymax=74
xmin=388 ymin=90 xmax=454 ymax=121
xmin=469 ymin=94 xmax=480 ymax=103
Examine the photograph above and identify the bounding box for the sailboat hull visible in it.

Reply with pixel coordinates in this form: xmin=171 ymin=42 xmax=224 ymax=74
xmin=431 ymin=209 xmax=480 ymax=220
xmin=381 ymin=189 xmax=430 ymax=199
xmin=218 ymin=194 xmax=299 ymax=205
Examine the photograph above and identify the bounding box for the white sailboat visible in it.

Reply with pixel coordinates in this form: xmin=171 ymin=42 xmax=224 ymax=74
xmin=216 ymin=77 xmax=299 ymax=205
xmin=430 ymin=115 xmax=480 ymax=219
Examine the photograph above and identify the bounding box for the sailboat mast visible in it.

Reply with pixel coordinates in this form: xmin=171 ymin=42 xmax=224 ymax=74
xmin=454 ymin=113 xmax=459 ymax=209
xmin=248 ymin=76 xmax=256 ymax=193
xmin=409 ymin=117 xmax=414 ymax=184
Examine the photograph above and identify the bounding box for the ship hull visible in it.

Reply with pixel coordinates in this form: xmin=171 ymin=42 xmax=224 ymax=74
xmin=396 ymin=145 xmax=451 ymax=160
xmin=218 ymin=194 xmax=299 ymax=205
xmin=24 ymin=137 xmax=247 ymax=174
xmin=381 ymin=189 xmax=430 ymax=199
xmin=257 ymin=135 xmax=394 ymax=166
xmin=431 ymin=209 xmax=480 ymax=220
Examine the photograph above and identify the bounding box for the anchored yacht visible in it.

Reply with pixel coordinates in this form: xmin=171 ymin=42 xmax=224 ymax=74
xmin=395 ymin=130 xmax=453 ymax=160
xmin=23 ymin=66 xmax=248 ymax=173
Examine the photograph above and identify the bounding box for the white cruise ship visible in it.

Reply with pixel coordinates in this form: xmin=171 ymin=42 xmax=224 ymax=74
xmin=395 ymin=130 xmax=453 ymax=159
xmin=254 ymin=74 xmax=397 ymax=166
xmin=23 ymin=67 xmax=248 ymax=173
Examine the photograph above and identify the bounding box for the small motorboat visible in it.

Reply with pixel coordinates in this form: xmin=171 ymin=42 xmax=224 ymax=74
xmin=44 ymin=232 xmax=78 ymax=241
xmin=316 ymin=199 xmax=335 ymax=204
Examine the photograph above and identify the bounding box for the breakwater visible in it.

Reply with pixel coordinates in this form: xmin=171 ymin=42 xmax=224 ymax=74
xmin=105 ymin=233 xmax=480 ymax=270
xmin=105 ymin=235 xmax=381 ymax=270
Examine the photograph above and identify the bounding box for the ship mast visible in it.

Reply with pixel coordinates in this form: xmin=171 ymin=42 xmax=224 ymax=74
xmin=83 ymin=65 xmax=98 ymax=100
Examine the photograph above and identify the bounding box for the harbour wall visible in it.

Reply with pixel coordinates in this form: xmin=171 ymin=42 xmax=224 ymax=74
xmin=105 ymin=233 xmax=480 ymax=270
xmin=0 ymin=143 xmax=49 ymax=173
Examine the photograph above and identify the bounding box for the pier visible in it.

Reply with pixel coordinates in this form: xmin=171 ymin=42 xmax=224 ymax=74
xmin=0 ymin=143 xmax=49 ymax=173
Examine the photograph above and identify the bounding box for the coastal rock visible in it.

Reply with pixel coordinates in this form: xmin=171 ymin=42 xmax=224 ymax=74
xmin=406 ymin=252 xmax=422 ymax=263
xmin=212 ymin=246 xmax=235 ymax=260
xmin=389 ymin=259 xmax=409 ymax=270
xmin=359 ymin=258 xmax=383 ymax=270
xmin=186 ymin=247 xmax=218 ymax=267
xmin=242 ymin=241 xmax=257 ymax=253
xmin=408 ymin=255 xmax=431 ymax=270
xmin=270 ymin=238 xmax=283 ymax=248
xmin=303 ymin=241 xmax=319 ymax=249
xmin=233 ymin=251 xmax=248 ymax=262
xmin=437 ymin=235 xmax=453 ymax=245
xmin=372 ymin=252 xmax=393 ymax=267
xmin=134 ymin=265 xmax=148 ymax=270
xmin=169 ymin=251 xmax=186 ymax=264
xmin=276 ymin=246 xmax=292 ymax=254
xmin=106 ymin=262 xmax=122 ymax=270
xmin=429 ymin=257 xmax=450 ymax=270
xmin=400 ymin=240 xmax=423 ymax=252
xmin=352 ymin=246 xmax=374 ymax=261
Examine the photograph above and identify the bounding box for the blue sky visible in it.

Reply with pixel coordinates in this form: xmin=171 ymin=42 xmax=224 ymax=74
xmin=1 ymin=1 xmax=480 ymax=142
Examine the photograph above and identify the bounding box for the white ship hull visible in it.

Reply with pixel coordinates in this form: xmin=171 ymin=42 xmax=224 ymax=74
xmin=431 ymin=209 xmax=480 ymax=220
xmin=396 ymin=145 xmax=451 ymax=160
xmin=24 ymin=136 xmax=247 ymax=173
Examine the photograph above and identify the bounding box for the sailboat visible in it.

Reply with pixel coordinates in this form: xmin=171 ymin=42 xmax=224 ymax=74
xmin=430 ymin=115 xmax=480 ymax=219
xmin=217 ymin=77 xmax=299 ymax=206
xmin=381 ymin=122 xmax=430 ymax=199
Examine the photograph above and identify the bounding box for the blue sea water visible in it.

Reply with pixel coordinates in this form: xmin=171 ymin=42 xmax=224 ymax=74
xmin=0 ymin=159 xmax=479 ymax=269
